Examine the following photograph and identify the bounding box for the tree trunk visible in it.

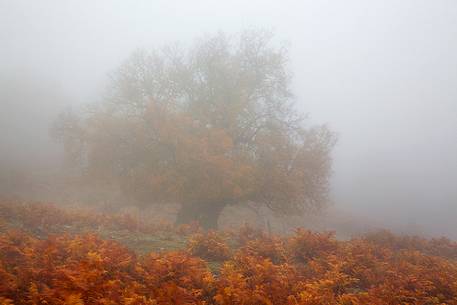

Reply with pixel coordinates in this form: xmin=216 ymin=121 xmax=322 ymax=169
xmin=175 ymin=201 xmax=226 ymax=230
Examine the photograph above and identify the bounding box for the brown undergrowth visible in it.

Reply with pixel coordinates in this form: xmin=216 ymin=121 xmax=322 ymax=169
xmin=1 ymin=200 xmax=457 ymax=304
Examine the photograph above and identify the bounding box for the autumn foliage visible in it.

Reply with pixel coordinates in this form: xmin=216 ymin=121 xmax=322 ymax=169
xmin=187 ymin=231 xmax=231 ymax=261
xmin=0 ymin=232 xmax=213 ymax=304
xmin=53 ymin=30 xmax=336 ymax=229
xmin=2 ymin=201 xmax=457 ymax=304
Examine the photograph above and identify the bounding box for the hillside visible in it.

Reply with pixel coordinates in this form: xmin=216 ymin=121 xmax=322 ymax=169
xmin=1 ymin=200 xmax=457 ymax=304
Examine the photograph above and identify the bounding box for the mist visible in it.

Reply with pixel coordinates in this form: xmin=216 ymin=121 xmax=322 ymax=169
xmin=1 ymin=0 xmax=456 ymax=238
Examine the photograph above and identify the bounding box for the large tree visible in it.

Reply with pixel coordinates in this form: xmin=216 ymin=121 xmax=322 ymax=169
xmin=55 ymin=30 xmax=335 ymax=229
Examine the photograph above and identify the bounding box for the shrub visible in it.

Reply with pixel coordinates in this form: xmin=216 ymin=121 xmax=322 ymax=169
xmin=187 ymin=231 xmax=231 ymax=261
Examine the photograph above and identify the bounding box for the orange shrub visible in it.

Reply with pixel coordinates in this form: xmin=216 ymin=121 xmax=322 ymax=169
xmin=239 ymin=235 xmax=287 ymax=264
xmin=233 ymin=224 xmax=266 ymax=246
xmin=141 ymin=251 xmax=215 ymax=304
xmin=0 ymin=200 xmax=176 ymax=237
xmin=0 ymin=231 xmax=214 ymax=304
xmin=287 ymin=229 xmax=338 ymax=263
xmin=187 ymin=231 xmax=231 ymax=261
xmin=2 ymin=202 xmax=457 ymax=304
xmin=214 ymin=255 xmax=298 ymax=305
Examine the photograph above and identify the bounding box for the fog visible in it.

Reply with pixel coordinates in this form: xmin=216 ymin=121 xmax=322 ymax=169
xmin=1 ymin=0 xmax=456 ymax=237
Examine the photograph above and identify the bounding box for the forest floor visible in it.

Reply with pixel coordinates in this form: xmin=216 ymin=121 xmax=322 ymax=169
xmin=1 ymin=199 xmax=457 ymax=304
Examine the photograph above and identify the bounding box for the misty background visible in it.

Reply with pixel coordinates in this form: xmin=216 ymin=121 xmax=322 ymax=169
xmin=1 ymin=0 xmax=456 ymax=237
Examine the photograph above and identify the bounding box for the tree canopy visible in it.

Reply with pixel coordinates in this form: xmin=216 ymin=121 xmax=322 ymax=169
xmin=54 ymin=30 xmax=335 ymax=229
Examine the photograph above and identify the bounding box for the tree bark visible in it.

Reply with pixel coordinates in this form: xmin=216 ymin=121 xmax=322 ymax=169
xmin=175 ymin=201 xmax=226 ymax=230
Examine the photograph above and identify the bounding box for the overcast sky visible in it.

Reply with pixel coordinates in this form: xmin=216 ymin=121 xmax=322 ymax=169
xmin=1 ymin=0 xmax=456 ymax=237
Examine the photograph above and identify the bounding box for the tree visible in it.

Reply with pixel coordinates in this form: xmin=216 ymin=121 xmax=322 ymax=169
xmin=56 ymin=30 xmax=335 ymax=229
